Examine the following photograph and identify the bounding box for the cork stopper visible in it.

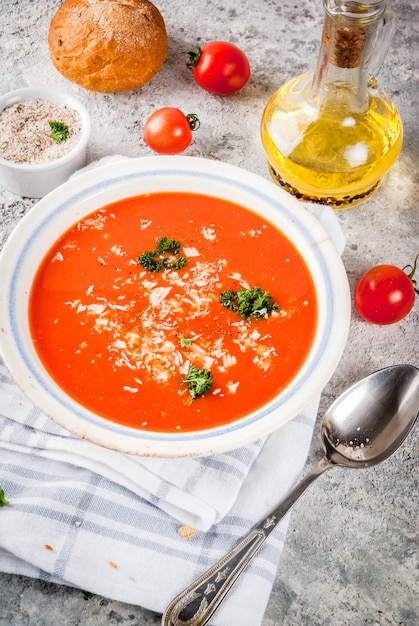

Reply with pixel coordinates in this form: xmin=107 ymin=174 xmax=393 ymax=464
xmin=324 ymin=21 xmax=368 ymax=68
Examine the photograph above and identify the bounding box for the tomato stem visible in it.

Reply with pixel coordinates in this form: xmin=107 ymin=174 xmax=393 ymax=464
xmin=403 ymin=253 xmax=419 ymax=294
xmin=185 ymin=45 xmax=202 ymax=68
xmin=186 ymin=113 xmax=200 ymax=131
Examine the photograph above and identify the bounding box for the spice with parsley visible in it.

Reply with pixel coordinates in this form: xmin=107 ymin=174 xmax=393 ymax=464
xmin=0 ymin=98 xmax=81 ymax=164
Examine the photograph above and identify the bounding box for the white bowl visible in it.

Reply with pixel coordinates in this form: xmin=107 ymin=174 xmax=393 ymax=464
xmin=0 ymin=86 xmax=90 ymax=198
xmin=0 ymin=156 xmax=350 ymax=457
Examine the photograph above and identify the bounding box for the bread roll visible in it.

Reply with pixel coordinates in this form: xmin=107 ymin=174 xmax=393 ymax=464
xmin=48 ymin=0 xmax=168 ymax=93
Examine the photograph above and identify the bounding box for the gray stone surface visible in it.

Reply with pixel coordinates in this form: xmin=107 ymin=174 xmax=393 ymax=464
xmin=0 ymin=0 xmax=417 ymax=625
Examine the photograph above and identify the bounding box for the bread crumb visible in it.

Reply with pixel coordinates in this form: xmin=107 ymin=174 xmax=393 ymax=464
xmin=109 ymin=561 xmax=118 ymax=569
xmin=177 ymin=525 xmax=196 ymax=539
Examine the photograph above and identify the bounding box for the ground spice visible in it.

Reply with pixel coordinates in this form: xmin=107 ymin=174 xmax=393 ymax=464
xmin=0 ymin=98 xmax=81 ymax=164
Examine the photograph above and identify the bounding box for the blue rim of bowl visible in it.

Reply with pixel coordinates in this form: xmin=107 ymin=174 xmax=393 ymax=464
xmin=5 ymin=160 xmax=346 ymax=446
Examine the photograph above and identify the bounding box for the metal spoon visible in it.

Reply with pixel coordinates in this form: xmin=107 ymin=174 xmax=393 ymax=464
xmin=162 ymin=364 xmax=419 ymax=626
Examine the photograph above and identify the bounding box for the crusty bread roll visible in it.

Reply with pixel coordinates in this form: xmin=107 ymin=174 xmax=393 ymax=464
xmin=48 ymin=0 xmax=168 ymax=93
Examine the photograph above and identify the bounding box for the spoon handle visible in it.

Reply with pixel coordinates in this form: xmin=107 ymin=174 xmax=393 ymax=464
xmin=162 ymin=455 xmax=332 ymax=626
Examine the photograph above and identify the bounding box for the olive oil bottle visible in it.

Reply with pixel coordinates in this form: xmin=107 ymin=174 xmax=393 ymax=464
xmin=261 ymin=0 xmax=403 ymax=209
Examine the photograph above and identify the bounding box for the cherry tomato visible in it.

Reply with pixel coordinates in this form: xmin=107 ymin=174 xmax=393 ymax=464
xmin=143 ymin=108 xmax=200 ymax=154
xmin=354 ymin=264 xmax=416 ymax=325
xmin=187 ymin=41 xmax=250 ymax=95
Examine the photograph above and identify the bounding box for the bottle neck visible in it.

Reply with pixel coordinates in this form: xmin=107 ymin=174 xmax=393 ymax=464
xmin=311 ymin=9 xmax=380 ymax=111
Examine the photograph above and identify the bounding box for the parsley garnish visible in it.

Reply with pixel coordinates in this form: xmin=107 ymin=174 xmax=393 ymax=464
xmin=138 ymin=237 xmax=187 ymax=272
xmin=184 ymin=364 xmax=213 ymax=399
xmin=170 ymin=256 xmax=187 ymax=270
xmin=0 ymin=489 xmax=9 ymax=507
xmin=179 ymin=336 xmax=194 ymax=348
xmin=156 ymin=236 xmax=181 ymax=255
xmin=49 ymin=120 xmax=70 ymax=144
xmin=219 ymin=286 xmax=279 ymax=320
xmin=138 ymin=250 xmax=165 ymax=272
xmin=83 ymin=591 xmax=96 ymax=601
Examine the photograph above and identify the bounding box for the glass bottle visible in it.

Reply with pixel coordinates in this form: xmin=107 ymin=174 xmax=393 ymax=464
xmin=260 ymin=0 xmax=403 ymax=209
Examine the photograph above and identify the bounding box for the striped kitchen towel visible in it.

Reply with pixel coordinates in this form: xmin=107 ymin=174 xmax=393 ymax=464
xmin=0 ymin=365 xmax=319 ymax=626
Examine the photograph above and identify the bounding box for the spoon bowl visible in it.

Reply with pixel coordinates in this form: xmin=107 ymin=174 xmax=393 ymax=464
xmin=162 ymin=365 xmax=419 ymax=626
xmin=322 ymin=364 xmax=419 ymax=468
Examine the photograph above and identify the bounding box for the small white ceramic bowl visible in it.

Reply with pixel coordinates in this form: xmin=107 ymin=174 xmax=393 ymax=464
xmin=0 ymin=156 xmax=350 ymax=457
xmin=0 ymin=86 xmax=90 ymax=198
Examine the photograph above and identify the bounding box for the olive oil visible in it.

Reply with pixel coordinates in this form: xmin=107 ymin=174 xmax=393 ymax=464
xmin=261 ymin=1 xmax=403 ymax=209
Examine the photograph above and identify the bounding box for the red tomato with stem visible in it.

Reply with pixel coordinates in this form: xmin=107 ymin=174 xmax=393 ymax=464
xmin=143 ymin=108 xmax=200 ymax=154
xmin=186 ymin=41 xmax=250 ymax=95
xmin=354 ymin=262 xmax=417 ymax=325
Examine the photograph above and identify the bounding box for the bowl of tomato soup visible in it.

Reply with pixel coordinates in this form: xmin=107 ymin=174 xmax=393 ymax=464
xmin=0 ymin=156 xmax=350 ymax=457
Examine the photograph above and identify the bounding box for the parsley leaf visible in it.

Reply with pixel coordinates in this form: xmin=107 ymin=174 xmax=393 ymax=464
xmin=156 ymin=236 xmax=181 ymax=255
xmin=49 ymin=120 xmax=70 ymax=144
xmin=83 ymin=591 xmax=96 ymax=601
xmin=170 ymin=256 xmax=187 ymax=270
xmin=137 ymin=250 xmax=165 ymax=272
xmin=179 ymin=336 xmax=194 ymax=348
xmin=219 ymin=286 xmax=279 ymax=320
xmin=0 ymin=489 xmax=9 ymax=507
xmin=184 ymin=365 xmax=213 ymax=399
xmin=138 ymin=236 xmax=187 ymax=272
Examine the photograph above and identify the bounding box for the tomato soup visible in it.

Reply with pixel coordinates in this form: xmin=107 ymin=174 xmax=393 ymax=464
xmin=29 ymin=192 xmax=317 ymax=432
